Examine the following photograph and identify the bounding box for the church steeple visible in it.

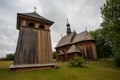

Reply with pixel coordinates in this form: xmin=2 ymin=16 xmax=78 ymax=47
xmin=66 ymin=18 xmax=71 ymax=35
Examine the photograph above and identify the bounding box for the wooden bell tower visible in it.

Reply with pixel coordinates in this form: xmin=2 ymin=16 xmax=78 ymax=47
xmin=10 ymin=11 xmax=54 ymax=71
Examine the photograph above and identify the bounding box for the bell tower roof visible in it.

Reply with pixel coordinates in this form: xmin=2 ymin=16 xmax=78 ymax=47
xmin=19 ymin=12 xmax=51 ymax=21
xmin=17 ymin=12 xmax=54 ymax=29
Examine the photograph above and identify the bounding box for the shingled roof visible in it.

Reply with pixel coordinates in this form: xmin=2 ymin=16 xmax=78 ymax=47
xmin=57 ymin=50 xmax=64 ymax=55
xmin=56 ymin=31 xmax=94 ymax=48
xmin=72 ymin=31 xmax=94 ymax=43
xmin=56 ymin=32 xmax=76 ymax=48
xmin=18 ymin=12 xmax=53 ymax=22
xmin=67 ymin=45 xmax=80 ymax=53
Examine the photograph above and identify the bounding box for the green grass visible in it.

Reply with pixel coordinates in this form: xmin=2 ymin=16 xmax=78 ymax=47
xmin=0 ymin=60 xmax=120 ymax=80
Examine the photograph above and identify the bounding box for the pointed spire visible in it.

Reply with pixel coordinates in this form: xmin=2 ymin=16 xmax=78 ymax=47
xmin=66 ymin=18 xmax=70 ymax=27
xmin=66 ymin=18 xmax=71 ymax=35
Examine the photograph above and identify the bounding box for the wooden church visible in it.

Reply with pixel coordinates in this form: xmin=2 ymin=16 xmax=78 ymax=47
xmin=55 ymin=20 xmax=97 ymax=61
xmin=10 ymin=10 xmax=54 ymax=71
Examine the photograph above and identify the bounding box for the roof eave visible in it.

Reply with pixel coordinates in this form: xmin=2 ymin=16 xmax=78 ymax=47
xmin=72 ymin=39 xmax=95 ymax=44
xmin=19 ymin=13 xmax=54 ymax=24
xmin=55 ymin=43 xmax=71 ymax=49
xmin=16 ymin=13 xmax=54 ymax=29
xmin=67 ymin=51 xmax=81 ymax=54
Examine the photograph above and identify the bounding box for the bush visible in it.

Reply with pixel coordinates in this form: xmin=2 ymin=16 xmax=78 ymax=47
xmin=54 ymin=65 xmax=60 ymax=69
xmin=114 ymin=55 xmax=120 ymax=67
xmin=68 ymin=57 xmax=85 ymax=67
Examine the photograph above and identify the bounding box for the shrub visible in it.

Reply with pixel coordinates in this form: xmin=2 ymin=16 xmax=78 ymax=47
xmin=68 ymin=57 xmax=85 ymax=67
xmin=54 ymin=65 xmax=60 ymax=69
xmin=114 ymin=55 xmax=120 ymax=67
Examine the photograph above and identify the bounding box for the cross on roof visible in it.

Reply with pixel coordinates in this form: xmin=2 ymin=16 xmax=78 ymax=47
xmin=85 ymin=27 xmax=87 ymax=31
xmin=34 ymin=7 xmax=37 ymax=12
xmin=67 ymin=18 xmax=69 ymax=24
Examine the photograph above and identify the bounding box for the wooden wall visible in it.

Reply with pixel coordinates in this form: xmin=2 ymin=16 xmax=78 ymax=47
xmin=75 ymin=41 xmax=97 ymax=60
xmin=14 ymin=27 xmax=53 ymax=65
xmin=56 ymin=40 xmax=97 ymax=61
xmin=38 ymin=29 xmax=53 ymax=64
xmin=56 ymin=45 xmax=71 ymax=61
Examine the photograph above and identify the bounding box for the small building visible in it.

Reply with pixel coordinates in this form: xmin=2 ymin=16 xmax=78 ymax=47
xmin=10 ymin=10 xmax=54 ymax=71
xmin=55 ymin=20 xmax=97 ymax=61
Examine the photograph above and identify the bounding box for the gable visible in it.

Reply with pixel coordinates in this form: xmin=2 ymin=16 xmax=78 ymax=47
xmin=67 ymin=45 xmax=80 ymax=53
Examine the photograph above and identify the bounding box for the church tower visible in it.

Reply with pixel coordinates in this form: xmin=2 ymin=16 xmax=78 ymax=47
xmin=66 ymin=19 xmax=71 ymax=35
xmin=10 ymin=10 xmax=54 ymax=71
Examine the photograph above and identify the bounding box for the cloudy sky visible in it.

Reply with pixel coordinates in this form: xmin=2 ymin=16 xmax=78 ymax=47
xmin=0 ymin=0 xmax=105 ymax=58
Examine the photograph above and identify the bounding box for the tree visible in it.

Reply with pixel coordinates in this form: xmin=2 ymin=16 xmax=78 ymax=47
xmin=0 ymin=57 xmax=5 ymax=61
xmin=90 ymin=29 xmax=112 ymax=59
xmin=53 ymin=52 xmax=56 ymax=59
xmin=101 ymin=0 xmax=120 ymax=55
xmin=101 ymin=0 xmax=120 ymax=66
xmin=5 ymin=53 xmax=14 ymax=61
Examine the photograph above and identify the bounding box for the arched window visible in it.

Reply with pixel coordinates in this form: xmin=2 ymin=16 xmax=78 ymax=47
xmin=28 ymin=23 xmax=34 ymax=28
xmin=39 ymin=25 xmax=45 ymax=29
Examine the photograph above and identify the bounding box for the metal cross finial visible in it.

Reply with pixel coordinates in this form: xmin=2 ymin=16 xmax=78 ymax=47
xmin=85 ymin=27 xmax=87 ymax=31
xmin=61 ymin=34 xmax=63 ymax=37
xmin=73 ymin=29 xmax=75 ymax=32
xmin=67 ymin=18 xmax=69 ymax=23
xmin=34 ymin=7 xmax=37 ymax=12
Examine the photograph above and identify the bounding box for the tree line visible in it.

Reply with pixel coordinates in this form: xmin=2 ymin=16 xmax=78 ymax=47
xmin=0 ymin=52 xmax=56 ymax=61
xmin=90 ymin=0 xmax=120 ymax=67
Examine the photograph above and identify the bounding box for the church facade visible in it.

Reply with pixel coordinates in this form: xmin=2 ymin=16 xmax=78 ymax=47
xmin=55 ymin=21 xmax=97 ymax=61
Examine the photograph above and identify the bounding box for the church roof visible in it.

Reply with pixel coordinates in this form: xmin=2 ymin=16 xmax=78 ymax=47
xmin=57 ymin=50 xmax=64 ymax=55
xmin=72 ymin=31 xmax=94 ymax=43
xmin=67 ymin=45 xmax=80 ymax=53
xmin=56 ymin=32 xmax=76 ymax=48
xmin=56 ymin=31 xmax=94 ymax=48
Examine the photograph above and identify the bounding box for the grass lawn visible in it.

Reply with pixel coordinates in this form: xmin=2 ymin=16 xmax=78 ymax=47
xmin=0 ymin=60 xmax=120 ymax=80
